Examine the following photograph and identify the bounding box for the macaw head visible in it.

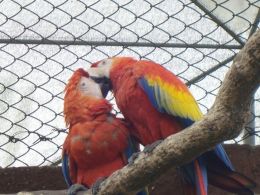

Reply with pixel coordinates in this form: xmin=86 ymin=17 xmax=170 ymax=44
xmin=65 ymin=68 xmax=110 ymax=99
xmin=88 ymin=56 xmax=136 ymax=96
xmin=64 ymin=68 xmax=112 ymax=126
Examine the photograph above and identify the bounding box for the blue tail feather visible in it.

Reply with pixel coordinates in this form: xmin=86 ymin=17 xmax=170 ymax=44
xmin=192 ymin=144 xmax=255 ymax=194
xmin=136 ymin=187 xmax=149 ymax=195
xmin=195 ymin=159 xmax=208 ymax=195
xmin=213 ymin=144 xmax=234 ymax=170
xmin=181 ymin=157 xmax=207 ymax=195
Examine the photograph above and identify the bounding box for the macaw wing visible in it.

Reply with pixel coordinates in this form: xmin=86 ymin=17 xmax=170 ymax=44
xmin=138 ymin=75 xmax=202 ymax=127
xmin=138 ymin=75 xmax=234 ymax=168
xmin=138 ymin=74 xmax=235 ymax=176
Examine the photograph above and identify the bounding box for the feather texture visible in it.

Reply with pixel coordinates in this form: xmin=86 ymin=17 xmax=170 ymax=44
xmin=89 ymin=57 xmax=256 ymax=195
xmin=139 ymin=76 xmax=202 ymax=122
xmin=62 ymin=68 xmax=149 ymax=194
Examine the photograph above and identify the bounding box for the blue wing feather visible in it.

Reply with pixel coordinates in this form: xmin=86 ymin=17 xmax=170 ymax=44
xmin=62 ymin=152 xmax=73 ymax=187
xmin=176 ymin=116 xmax=194 ymax=127
xmin=138 ymin=78 xmax=164 ymax=113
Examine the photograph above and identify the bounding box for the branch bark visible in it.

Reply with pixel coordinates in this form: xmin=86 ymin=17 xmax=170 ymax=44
xmin=77 ymin=30 xmax=260 ymax=195
xmin=2 ymin=146 xmax=260 ymax=195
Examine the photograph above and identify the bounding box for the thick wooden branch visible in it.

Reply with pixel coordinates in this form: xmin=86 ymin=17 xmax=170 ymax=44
xmin=1 ymin=146 xmax=260 ymax=195
xmin=78 ymin=30 xmax=260 ymax=195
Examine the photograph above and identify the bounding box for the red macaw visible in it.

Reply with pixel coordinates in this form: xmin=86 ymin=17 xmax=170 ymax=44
xmin=62 ymin=68 xmax=148 ymax=195
xmin=88 ymin=57 xmax=256 ymax=195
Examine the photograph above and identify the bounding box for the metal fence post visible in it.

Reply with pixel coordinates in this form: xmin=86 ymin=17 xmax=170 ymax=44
xmin=243 ymin=96 xmax=255 ymax=146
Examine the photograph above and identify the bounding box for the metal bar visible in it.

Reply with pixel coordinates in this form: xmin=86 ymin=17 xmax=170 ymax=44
xmin=51 ymin=158 xmax=62 ymax=166
xmin=0 ymin=38 xmax=243 ymax=49
xmin=244 ymin=9 xmax=260 ymax=145
xmin=243 ymin=98 xmax=256 ymax=146
xmin=191 ymin=0 xmax=245 ymax=46
xmin=186 ymin=55 xmax=235 ymax=86
xmin=249 ymin=9 xmax=260 ymax=37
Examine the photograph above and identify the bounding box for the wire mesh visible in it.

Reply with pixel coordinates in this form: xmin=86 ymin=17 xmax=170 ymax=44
xmin=0 ymin=0 xmax=259 ymax=167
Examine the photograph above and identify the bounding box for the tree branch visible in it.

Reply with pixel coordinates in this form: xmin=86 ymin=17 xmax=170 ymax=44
xmin=80 ymin=30 xmax=260 ymax=195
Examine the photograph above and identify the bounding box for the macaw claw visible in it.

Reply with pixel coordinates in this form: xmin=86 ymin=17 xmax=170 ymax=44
xmin=91 ymin=177 xmax=107 ymax=195
xmin=128 ymin=152 xmax=140 ymax=165
xmin=67 ymin=183 xmax=88 ymax=195
xmin=143 ymin=139 xmax=163 ymax=153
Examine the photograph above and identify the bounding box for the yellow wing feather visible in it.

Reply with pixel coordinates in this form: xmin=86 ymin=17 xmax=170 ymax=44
xmin=146 ymin=76 xmax=202 ymax=121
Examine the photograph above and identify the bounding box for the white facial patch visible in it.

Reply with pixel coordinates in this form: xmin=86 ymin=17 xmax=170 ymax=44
xmin=87 ymin=68 xmax=102 ymax=78
xmin=77 ymin=77 xmax=103 ymax=98
xmin=88 ymin=58 xmax=113 ymax=78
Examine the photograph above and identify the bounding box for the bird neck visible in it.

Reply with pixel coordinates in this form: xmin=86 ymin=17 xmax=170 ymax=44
xmin=110 ymin=62 xmax=134 ymax=93
xmin=64 ymin=91 xmax=112 ymax=127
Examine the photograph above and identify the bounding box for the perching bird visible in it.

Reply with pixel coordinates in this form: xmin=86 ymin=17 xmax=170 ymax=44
xmin=87 ymin=57 xmax=256 ymax=195
xmin=62 ymin=68 xmax=148 ymax=195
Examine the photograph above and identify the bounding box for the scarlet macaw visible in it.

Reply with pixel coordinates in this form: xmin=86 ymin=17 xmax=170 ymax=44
xmin=88 ymin=57 xmax=256 ymax=195
xmin=62 ymin=68 xmax=148 ymax=195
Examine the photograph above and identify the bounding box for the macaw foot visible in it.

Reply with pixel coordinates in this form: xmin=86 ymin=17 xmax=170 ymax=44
xmin=92 ymin=177 xmax=107 ymax=195
xmin=143 ymin=139 xmax=163 ymax=153
xmin=128 ymin=152 xmax=140 ymax=165
xmin=67 ymin=183 xmax=88 ymax=195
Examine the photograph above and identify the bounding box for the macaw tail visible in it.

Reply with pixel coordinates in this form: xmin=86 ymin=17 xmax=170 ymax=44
xmin=194 ymin=160 xmax=207 ymax=195
xmin=182 ymin=159 xmax=208 ymax=195
xmin=180 ymin=178 xmax=196 ymax=195
xmin=181 ymin=144 xmax=255 ymax=195
xmin=136 ymin=187 xmax=149 ymax=195
xmin=208 ymin=169 xmax=255 ymax=195
xmin=207 ymin=158 xmax=256 ymax=195
xmin=205 ymin=146 xmax=256 ymax=195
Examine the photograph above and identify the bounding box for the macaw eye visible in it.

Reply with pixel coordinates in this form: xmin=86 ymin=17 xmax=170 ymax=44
xmin=77 ymin=77 xmax=103 ymax=98
xmin=79 ymin=80 xmax=87 ymax=90
xmin=99 ymin=60 xmax=107 ymax=66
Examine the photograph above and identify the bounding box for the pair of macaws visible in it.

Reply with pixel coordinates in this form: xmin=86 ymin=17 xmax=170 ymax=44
xmin=62 ymin=57 xmax=256 ymax=195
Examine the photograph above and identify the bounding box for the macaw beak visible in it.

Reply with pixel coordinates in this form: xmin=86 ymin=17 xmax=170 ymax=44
xmin=90 ymin=76 xmax=112 ymax=98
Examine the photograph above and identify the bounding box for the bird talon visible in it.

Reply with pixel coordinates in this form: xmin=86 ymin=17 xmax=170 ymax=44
xmin=91 ymin=177 xmax=107 ymax=195
xmin=143 ymin=140 xmax=163 ymax=153
xmin=128 ymin=152 xmax=140 ymax=165
xmin=67 ymin=183 xmax=88 ymax=195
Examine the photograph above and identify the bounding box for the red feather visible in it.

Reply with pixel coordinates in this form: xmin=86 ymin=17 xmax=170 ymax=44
xmin=109 ymin=58 xmax=183 ymax=145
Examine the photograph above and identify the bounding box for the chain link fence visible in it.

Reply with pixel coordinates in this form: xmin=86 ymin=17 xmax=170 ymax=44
xmin=0 ymin=0 xmax=259 ymax=167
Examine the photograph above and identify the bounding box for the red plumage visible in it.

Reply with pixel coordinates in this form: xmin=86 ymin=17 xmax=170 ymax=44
xmin=89 ymin=57 xmax=256 ymax=195
xmin=62 ymin=69 xmax=129 ymax=187
xmin=109 ymin=58 xmax=183 ymax=145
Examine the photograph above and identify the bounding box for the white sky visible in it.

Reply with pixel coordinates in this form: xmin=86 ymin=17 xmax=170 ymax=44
xmin=0 ymin=0 xmax=259 ymax=167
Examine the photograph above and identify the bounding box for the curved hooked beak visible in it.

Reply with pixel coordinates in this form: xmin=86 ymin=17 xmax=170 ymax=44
xmin=90 ymin=76 xmax=112 ymax=98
